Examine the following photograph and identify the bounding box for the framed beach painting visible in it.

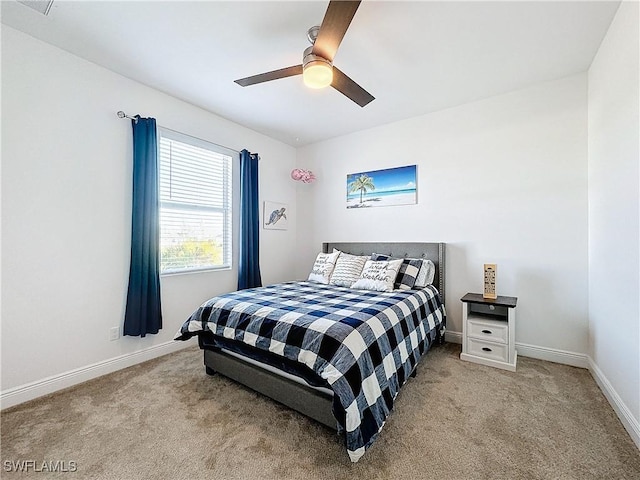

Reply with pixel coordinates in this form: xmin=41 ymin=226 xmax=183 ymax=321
xmin=347 ymin=165 xmax=417 ymax=209
xmin=263 ymin=201 xmax=288 ymax=230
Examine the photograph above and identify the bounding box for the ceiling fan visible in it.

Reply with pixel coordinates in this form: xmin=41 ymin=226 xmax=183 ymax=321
xmin=234 ymin=0 xmax=374 ymax=107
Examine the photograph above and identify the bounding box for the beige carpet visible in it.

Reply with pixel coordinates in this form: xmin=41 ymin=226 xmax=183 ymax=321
xmin=2 ymin=343 xmax=639 ymax=479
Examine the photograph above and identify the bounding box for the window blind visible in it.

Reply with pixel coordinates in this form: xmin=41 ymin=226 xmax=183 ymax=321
xmin=158 ymin=129 xmax=233 ymax=274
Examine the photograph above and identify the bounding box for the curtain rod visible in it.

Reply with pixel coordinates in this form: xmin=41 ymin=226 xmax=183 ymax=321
xmin=116 ymin=110 xmax=243 ymax=156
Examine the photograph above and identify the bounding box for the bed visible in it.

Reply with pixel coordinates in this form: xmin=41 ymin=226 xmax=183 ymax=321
xmin=175 ymin=242 xmax=446 ymax=462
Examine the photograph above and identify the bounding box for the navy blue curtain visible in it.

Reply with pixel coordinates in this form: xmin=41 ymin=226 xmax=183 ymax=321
xmin=124 ymin=116 xmax=162 ymax=337
xmin=238 ymin=149 xmax=262 ymax=290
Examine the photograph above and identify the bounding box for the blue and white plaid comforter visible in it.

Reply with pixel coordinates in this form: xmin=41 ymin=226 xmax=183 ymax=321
xmin=175 ymin=281 xmax=446 ymax=462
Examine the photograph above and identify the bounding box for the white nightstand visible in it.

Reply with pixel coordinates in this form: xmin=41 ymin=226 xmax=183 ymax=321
xmin=460 ymin=293 xmax=518 ymax=372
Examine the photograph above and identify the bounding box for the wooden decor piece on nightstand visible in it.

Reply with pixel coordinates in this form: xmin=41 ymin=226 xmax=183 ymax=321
xmin=460 ymin=293 xmax=518 ymax=372
xmin=483 ymin=263 xmax=497 ymax=299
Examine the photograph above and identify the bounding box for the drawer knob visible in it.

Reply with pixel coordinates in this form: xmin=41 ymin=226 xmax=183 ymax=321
xmin=482 ymin=347 xmax=492 ymax=352
xmin=481 ymin=329 xmax=492 ymax=334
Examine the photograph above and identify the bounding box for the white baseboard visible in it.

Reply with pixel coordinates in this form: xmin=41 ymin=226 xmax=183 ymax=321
xmin=444 ymin=332 xmax=589 ymax=368
xmin=514 ymin=342 xmax=589 ymax=368
xmin=444 ymin=330 xmax=462 ymax=344
xmin=1 ymin=340 xmax=193 ymax=410
xmin=588 ymin=356 xmax=640 ymax=450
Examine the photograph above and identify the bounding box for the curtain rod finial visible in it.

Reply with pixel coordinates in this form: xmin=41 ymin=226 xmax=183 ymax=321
xmin=117 ymin=111 xmax=126 ymax=118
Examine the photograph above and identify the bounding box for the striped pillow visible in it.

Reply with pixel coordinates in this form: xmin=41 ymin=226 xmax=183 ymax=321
xmin=415 ymin=259 xmax=436 ymax=287
xmin=330 ymin=252 xmax=368 ymax=287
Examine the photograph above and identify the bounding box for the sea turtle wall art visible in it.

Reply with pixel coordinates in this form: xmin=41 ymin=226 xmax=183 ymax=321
xmin=263 ymin=201 xmax=289 ymax=230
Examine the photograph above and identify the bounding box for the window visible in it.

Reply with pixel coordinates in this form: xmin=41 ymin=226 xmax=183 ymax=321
xmin=158 ymin=128 xmax=234 ymax=274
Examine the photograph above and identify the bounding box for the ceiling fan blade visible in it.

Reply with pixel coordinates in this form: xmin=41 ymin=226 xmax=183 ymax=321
xmin=312 ymin=1 xmax=361 ymax=62
xmin=235 ymin=65 xmax=303 ymax=87
xmin=331 ymin=67 xmax=374 ymax=107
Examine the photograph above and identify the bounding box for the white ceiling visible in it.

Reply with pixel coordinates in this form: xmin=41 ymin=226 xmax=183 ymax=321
xmin=1 ymin=1 xmax=620 ymax=146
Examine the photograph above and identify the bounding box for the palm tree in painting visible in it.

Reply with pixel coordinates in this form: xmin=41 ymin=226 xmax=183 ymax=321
xmin=349 ymin=174 xmax=375 ymax=205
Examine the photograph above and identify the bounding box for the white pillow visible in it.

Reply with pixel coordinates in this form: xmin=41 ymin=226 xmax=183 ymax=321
xmin=330 ymin=252 xmax=368 ymax=287
xmin=308 ymin=251 xmax=340 ymax=284
xmin=351 ymin=259 xmax=403 ymax=292
xmin=414 ymin=259 xmax=436 ymax=287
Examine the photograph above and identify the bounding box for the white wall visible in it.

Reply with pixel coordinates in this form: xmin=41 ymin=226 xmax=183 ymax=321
xmin=296 ymin=74 xmax=589 ymax=359
xmin=587 ymin=0 xmax=640 ymax=445
xmin=1 ymin=27 xmax=297 ymax=401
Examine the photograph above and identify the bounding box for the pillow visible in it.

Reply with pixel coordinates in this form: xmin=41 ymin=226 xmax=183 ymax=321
xmin=308 ymin=251 xmax=340 ymax=284
xmin=394 ymin=259 xmax=423 ymax=290
xmin=415 ymin=259 xmax=436 ymax=287
xmin=370 ymin=253 xmax=437 ymax=287
xmin=351 ymin=259 xmax=403 ymax=292
xmin=329 ymin=252 xmax=368 ymax=287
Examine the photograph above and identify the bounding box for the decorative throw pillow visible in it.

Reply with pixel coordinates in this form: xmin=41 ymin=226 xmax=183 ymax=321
xmin=351 ymin=259 xmax=403 ymax=292
xmin=330 ymin=252 xmax=368 ymax=288
xmin=308 ymin=251 xmax=340 ymax=284
xmin=414 ymin=259 xmax=436 ymax=287
xmin=371 ymin=253 xmax=391 ymax=261
xmin=394 ymin=259 xmax=423 ymax=290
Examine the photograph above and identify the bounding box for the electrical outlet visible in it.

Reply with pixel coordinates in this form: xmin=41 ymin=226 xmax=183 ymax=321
xmin=109 ymin=327 xmax=120 ymax=341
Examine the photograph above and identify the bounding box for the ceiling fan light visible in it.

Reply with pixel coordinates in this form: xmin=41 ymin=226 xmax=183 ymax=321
xmin=303 ymin=61 xmax=333 ymax=89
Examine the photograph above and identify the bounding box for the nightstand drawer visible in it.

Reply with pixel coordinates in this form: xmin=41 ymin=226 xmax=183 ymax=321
xmin=467 ymin=338 xmax=509 ymax=363
xmin=467 ymin=318 xmax=508 ymax=344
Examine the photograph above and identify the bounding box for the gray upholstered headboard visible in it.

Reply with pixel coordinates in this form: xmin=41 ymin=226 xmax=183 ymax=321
xmin=322 ymin=242 xmax=446 ymax=306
